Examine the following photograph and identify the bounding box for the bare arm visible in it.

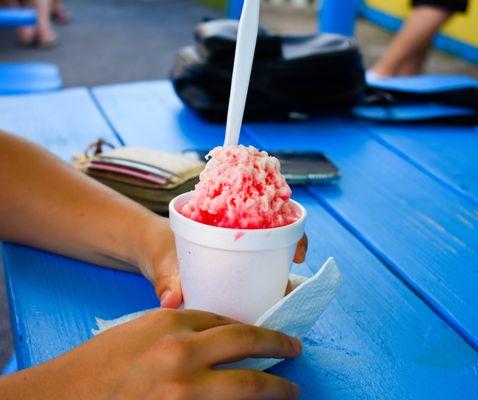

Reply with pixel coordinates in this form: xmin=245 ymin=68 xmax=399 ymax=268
xmin=0 ymin=131 xmax=181 ymax=307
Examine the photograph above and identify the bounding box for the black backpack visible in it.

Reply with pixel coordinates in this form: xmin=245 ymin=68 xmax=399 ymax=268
xmin=170 ymin=19 xmax=366 ymax=121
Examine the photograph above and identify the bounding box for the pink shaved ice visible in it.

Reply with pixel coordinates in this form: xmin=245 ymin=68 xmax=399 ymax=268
xmin=180 ymin=145 xmax=299 ymax=229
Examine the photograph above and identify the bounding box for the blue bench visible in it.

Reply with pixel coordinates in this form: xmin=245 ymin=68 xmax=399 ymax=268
xmin=0 ymin=9 xmax=62 ymax=95
xmin=0 ymin=8 xmax=36 ymax=27
xmin=0 ymin=63 xmax=63 ymax=95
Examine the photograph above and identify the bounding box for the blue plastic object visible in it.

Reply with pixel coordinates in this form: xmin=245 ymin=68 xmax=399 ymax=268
xmin=227 ymin=0 xmax=360 ymax=36
xmin=0 ymin=63 xmax=63 ymax=95
xmin=319 ymin=0 xmax=360 ymax=36
xmin=352 ymin=103 xmax=476 ymax=122
xmin=0 ymin=8 xmax=36 ymax=27
xmin=2 ymin=355 xmax=17 ymax=375
xmin=366 ymin=73 xmax=478 ymax=94
xmin=227 ymin=0 xmax=243 ymax=19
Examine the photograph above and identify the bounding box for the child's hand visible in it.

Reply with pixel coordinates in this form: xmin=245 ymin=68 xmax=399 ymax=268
xmin=285 ymin=234 xmax=308 ymax=295
xmin=136 ymin=217 xmax=183 ymax=309
xmin=10 ymin=309 xmax=301 ymax=400
xmin=99 ymin=309 xmax=301 ymax=400
xmin=139 ymin=219 xmax=307 ymax=309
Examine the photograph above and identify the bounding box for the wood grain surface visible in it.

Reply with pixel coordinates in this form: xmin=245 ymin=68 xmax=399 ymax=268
xmin=246 ymin=118 xmax=478 ymax=350
xmin=359 ymin=121 xmax=478 ymax=205
xmin=90 ymin=80 xmax=478 ymax=398
xmin=0 ymin=88 xmax=120 ymax=160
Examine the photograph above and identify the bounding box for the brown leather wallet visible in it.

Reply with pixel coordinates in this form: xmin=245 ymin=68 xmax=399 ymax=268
xmin=75 ymin=140 xmax=205 ymax=213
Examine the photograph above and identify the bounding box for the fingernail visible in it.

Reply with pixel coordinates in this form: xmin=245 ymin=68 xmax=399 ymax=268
xmin=290 ymin=337 xmax=302 ymax=355
xmin=291 ymin=383 xmax=300 ymax=399
xmin=160 ymin=290 xmax=172 ymax=307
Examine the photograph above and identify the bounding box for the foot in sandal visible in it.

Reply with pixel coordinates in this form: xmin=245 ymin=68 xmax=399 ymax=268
xmin=51 ymin=3 xmax=71 ymax=24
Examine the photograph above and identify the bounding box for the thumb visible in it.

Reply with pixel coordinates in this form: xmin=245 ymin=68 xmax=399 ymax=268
xmin=154 ymin=260 xmax=183 ymax=309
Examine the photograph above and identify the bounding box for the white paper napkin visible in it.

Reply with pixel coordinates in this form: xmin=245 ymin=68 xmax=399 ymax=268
xmin=93 ymin=257 xmax=342 ymax=371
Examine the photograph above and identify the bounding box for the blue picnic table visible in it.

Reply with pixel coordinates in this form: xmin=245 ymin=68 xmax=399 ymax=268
xmin=1 ymin=80 xmax=478 ymax=399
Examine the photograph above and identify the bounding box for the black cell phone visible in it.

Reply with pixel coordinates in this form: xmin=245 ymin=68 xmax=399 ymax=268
xmin=182 ymin=150 xmax=339 ymax=185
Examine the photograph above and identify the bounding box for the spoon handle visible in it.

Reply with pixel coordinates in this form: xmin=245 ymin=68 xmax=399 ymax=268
xmin=223 ymin=0 xmax=260 ymax=147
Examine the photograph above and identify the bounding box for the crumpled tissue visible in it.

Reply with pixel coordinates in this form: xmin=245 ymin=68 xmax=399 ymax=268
xmin=93 ymin=257 xmax=342 ymax=371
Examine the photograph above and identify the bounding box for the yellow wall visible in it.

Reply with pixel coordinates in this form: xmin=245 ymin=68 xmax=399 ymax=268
xmin=365 ymin=0 xmax=478 ymax=46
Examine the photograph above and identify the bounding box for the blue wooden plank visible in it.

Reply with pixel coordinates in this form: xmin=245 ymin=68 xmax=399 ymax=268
xmin=91 ymin=81 xmax=478 ymax=398
xmin=244 ymin=118 xmax=478 ymax=350
xmin=0 ymin=87 xmax=124 ymax=368
xmin=0 ymin=88 xmax=120 ymax=160
xmin=94 ymin=84 xmax=478 ymax=350
xmin=5 ymin=200 xmax=478 ymax=398
xmin=359 ymin=122 xmax=478 ymax=206
xmin=270 ymin=188 xmax=478 ymax=399
xmin=3 ymin=244 xmax=159 ymax=370
xmin=92 ymin=81 xmax=226 ymax=151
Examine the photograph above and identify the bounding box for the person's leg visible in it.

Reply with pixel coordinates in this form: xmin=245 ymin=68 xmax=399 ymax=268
xmin=7 ymin=0 xmax=36 ymax=45
xmin=51 ymin=0 xmax=71 ymax=24
xmin=17 ymin=25 xmax=36 ymax=45
xmin=35 ymin=0 xmax=57 ymax=47
xmin=395 ymin=36 xmax=432 ymax=75
xmin=371 ymin=5 xmax=451 ymax=77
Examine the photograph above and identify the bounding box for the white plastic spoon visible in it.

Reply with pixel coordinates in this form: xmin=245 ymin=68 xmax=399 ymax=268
xmin=223 ymin=0 xmax=260 ymax=147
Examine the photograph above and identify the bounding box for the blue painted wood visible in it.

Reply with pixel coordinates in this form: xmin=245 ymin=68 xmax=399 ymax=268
xmin=359 ymin=122 xmax=478 ymax=206
xmin=0 ymin=87 xmax=124 ymax=367
xmin=0 ymin=8 xmax=36 ymax=27
xmin=91 ymin=81 xmax=478 ymax=398
xmin=270 ymin=188 xmax=478 ymax=399
xmin=0 ymin=63 xmax=62 ymax=95
xmin=5 ymin=200 xmax=478 ymax=397
xmin=92 ymin=81 xmax=226 ymax=151
xmin=359 ymin=74 xmax=478 ymax=204
xmin=244 ymin=118 xmax=478 ymax=350
xmin=3 ymin=244 xmax=159 ymax=369
xmin=0 ymin=87 xmax=120 ymax=160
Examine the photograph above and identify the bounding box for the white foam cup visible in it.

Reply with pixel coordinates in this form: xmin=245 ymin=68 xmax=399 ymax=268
xmin=169 ymin=192 xmax=307 ymax=323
